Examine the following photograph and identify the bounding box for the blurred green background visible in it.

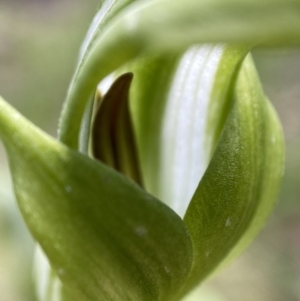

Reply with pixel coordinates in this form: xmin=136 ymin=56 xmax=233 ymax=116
xmin=0 ymin=1 xmax=300 ymax=301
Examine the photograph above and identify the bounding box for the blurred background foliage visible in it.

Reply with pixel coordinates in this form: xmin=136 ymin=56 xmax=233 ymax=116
xmin=0 ymin=1 xmax=299 ymax=301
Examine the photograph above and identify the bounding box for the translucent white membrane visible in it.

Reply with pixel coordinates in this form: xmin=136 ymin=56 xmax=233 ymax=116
xmin=160 ymin=45 xmax=223 ymax=218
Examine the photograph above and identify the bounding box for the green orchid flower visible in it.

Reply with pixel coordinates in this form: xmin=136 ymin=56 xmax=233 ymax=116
xmin=1 ymin=0 xmax=296 ymax=300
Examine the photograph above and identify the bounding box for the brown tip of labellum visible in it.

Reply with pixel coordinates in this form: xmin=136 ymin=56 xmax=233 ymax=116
xmin=92 ymin=73 xmax=143 ymax=187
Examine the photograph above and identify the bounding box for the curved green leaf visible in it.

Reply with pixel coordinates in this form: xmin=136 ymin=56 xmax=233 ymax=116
xmin=59 ymin=0 xmax=300 ymax=149
xmin=0 ymin=97 xmax=193 ymax=301
xmin=214 ymin=55 xmax=285 ymax=272
xmin=181 ymin=55 xmax=284 ymax=294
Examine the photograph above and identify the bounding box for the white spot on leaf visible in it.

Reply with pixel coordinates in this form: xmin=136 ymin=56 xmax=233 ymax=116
xmin=57 ymin=268 xmax=65 ymax=276
xmin=164 ymin=266 xmax=170 ymax=274
xmin=135 ymin=226 xmax=148 ymax=237
xmin=65 ymin=185 xmax=72 ymax=193
xmin=271 ymin=136 xmax=276 ymax=144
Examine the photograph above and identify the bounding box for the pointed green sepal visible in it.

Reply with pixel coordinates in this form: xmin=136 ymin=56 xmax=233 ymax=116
xmin=181 ymin=55 xmax=284 ymax=293
xmin=0 ymin=97 xmax=193 ymax=301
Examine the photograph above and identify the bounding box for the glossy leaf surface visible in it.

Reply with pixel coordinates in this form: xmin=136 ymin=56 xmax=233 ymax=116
xmin=182 ymin=55 xmax=284 ymax=293
xmin=0 ymin=97 xmax=193 ymax=301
